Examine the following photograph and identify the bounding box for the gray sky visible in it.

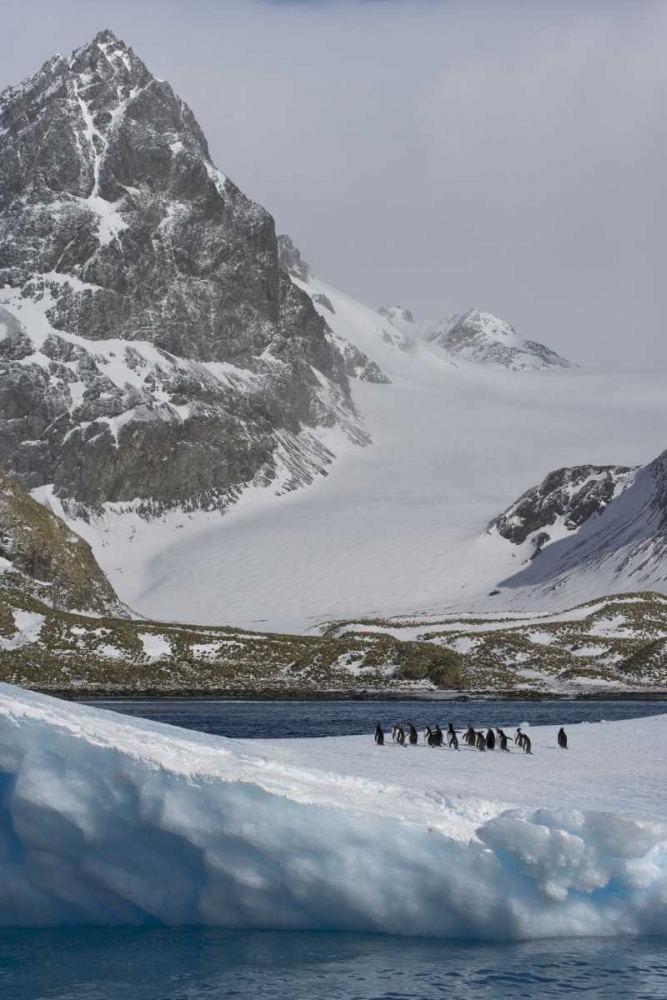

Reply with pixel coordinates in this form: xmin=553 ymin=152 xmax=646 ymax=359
xmin=3 ymin=0 xmax=667 ymax=370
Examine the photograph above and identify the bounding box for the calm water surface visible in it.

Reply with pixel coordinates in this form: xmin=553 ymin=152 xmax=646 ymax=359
xmin=2 ymin=929 xmax=667 ymax=1000
xmin=83 ymin=697 xmax=667 ymax=740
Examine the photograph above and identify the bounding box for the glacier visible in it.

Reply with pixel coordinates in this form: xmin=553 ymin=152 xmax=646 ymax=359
xmin=0 ymin=684 xmax=666 ymax=938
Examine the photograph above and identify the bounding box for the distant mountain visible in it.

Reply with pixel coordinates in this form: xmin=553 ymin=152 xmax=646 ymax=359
xmin=0 ymin=30 xmax=371 ymax=515
xmin=425 ymin=309 xmax=574 ymax=371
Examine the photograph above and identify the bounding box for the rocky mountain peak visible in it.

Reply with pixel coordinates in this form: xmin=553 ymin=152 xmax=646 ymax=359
xmin=0 ymin=31 xmax=368 ymax=514
xmin=426 ymin=308 xmax=574 ymax=371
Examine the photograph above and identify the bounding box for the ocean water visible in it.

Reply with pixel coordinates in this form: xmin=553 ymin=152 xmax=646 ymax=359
xmin=1 ymin=928 xmax=667 ymax=999
xmin=83 ymin=696 xmax=667 ymax=740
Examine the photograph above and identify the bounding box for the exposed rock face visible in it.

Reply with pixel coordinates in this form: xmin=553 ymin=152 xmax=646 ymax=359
xmin=0 ymin=470 xmax=127 ymax=615
xmin=277 ymin=235 xmax=390 ymax=384
xmin=426 ymin=309 xmax=574 ymax=371
xmin=277 ymin=234 xmax=310 ymax=282
xmin=0 ymin=30 xmax=367 ymax=512
xmin=378 ymin=305 xmax=414 ymax=325
xmin=497 ymin=449 xmax=667 ymax=598
xmin=494 ymin=465 xmax=637 ymax=548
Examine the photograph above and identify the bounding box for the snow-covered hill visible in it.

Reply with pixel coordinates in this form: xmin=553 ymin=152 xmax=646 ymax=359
xmin=495 ymin=449 xmax=667 ymax=607
xmin=424 ymin=309 xmax=575 ymax=371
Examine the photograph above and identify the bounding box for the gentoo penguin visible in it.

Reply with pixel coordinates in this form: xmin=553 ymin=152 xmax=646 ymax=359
xmin=408 ymin=723 xmax=418 ymax=746
xmin=374 ymin=723 xmax=384 ymax=746
xmin=522 ymin=734 xmax=532 ymax=754
xmin=476 ymin=731 xmax=486 ymax=751
xmin=485 ymin=728 xmax=496 ymax=751
xmin=434 ymin=724 xmax=444 ymax=747
xmin=396 ymin=724 xmax=406 ymax=746
xmin=557 ymin=727 xmax=568 ymax=749
xmin=464 ymin=725 xmax=477 ymax=746
xmin=515 ymin=728 xmax=524 ymax=749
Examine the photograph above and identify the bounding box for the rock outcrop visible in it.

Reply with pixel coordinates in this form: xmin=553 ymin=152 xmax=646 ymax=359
xmin=493 ymin=465 xmax=636 ymax=553
xmin=0 ymin=470 xmax=127 ymax=615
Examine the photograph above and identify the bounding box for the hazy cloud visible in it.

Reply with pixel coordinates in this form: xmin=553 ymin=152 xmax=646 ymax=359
xmin=2 ymin=0 xmax=666 ymax=369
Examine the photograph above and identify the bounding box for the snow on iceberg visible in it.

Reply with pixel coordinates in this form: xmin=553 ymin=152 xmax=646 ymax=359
xmin=0 ymin=683 xmax=666 ymax=938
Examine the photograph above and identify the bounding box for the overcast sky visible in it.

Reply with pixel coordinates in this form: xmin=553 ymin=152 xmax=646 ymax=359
xmin=3 ymin=0 xmax=667 ymax=370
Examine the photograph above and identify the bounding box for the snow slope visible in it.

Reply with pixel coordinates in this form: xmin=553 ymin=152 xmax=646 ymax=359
xmin=0 ymin=685 xmax=666 ymax=937
xmin=67 ymin=275 xmax=667 ymax=632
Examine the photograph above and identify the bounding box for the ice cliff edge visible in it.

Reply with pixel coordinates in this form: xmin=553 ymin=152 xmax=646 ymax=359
xmin=0 ymin=684 xmax=665 ymax=937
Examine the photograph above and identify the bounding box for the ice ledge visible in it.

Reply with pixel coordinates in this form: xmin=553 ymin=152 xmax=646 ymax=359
xmin=0 ymin=684 xmax=665 ymax=937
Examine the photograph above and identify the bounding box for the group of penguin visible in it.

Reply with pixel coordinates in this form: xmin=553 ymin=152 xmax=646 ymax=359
xmin=374 ymin=722 xmax=569 ymax=754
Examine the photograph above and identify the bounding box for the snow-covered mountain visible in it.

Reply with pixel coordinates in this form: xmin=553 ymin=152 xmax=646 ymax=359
xmin=4 ymin=32 xmax=666 ymax=632
xmin=494 ymin=448 xmax=667 ymax=605
xmin=424 ymin=309 xmax=575 ymax=371
xmin=49 ymin=253 xmax=665 ymax=632
xmin=0 ymin=30 xmax=374 ymax=514
xmin=492 ymin=464 xmax=637 ymax=556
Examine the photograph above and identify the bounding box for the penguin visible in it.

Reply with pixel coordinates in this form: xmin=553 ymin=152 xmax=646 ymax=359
xmin=374 ymin=723 xmax=384 ymax=746
xmin=448 ymin=730 xmax=459 ymax=750
xmin=424 ymin=725 xmax=435 ymax=746
xmin=464 ymin=725 xmax=477 ymax=747
xmin=557 ymin=727 xmax=568 ymax=749
xmin=515 ymin=727 xmax=524 ymax=749
xmin=485 ymin=728 xmax=496 ymax=751
xmin=391 ymin=722 xmax=400 ymax=743
xmin=408 ymin=723 xmax=418 ymax=746
xmin=396 ymin=724 xmax=406 ymax=746
xmin=476 ymin=731 xmax=486 ymax=751
xmin=496 ymin=728 xmax=511 ymax=751
xmin=522 ymin=734 xmax=532 ymax=754
xmin=434 ymin=724 xmax=444 ymax=747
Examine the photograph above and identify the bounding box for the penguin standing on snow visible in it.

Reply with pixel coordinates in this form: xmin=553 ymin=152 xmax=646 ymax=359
xmin=408 ymin=723 xmax=419 ymax=746
xmin=374 ymin=723 xmax=384 ymax=746
xmin=464 ymin=725 xmax=477 ymax=747
xmin=434 ymin=724 xmax=444 ymax=747
xmin=496 ymin=729 xmax=510 ymax=752
xmin=392 ymin=722 xmax=400 ymax=743
xmin=558 ymin=727 xmax=568 ymax=749
xmin=515 ymin=727 xmax=524 ymax=749
xmin=447 ymin=724 xmax=459 ymax=750
xmin=485 ymin=728 xmax=496 ymax=751
xmin=424 ymin=725 xmax=435 ymax=746
xmin=522 ymin=734 xmax=532 ymax=754
xmin=396 ymin=724 xmax=406 ymax=746
xmin=476 ymin=731 xmax=486 ymax=751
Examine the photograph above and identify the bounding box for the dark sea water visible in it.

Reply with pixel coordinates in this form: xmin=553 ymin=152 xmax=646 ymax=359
xmin=6 ymin=699 xmax=664 ymax=999
xmin=83 ymin=696 xmax=667 ymax=740
xmin=2 ymin=928 xmax=667 ymax=1000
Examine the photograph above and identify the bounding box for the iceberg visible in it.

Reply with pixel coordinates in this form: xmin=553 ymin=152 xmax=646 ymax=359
xmin=0 ymin=684 xmax=665 ymax=938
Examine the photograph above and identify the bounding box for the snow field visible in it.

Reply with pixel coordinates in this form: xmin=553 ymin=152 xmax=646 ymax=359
xmin=0 ymin=685 xmax=666 ymax=938
xmin=106 ymin=276 xmax=667 ymax=632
